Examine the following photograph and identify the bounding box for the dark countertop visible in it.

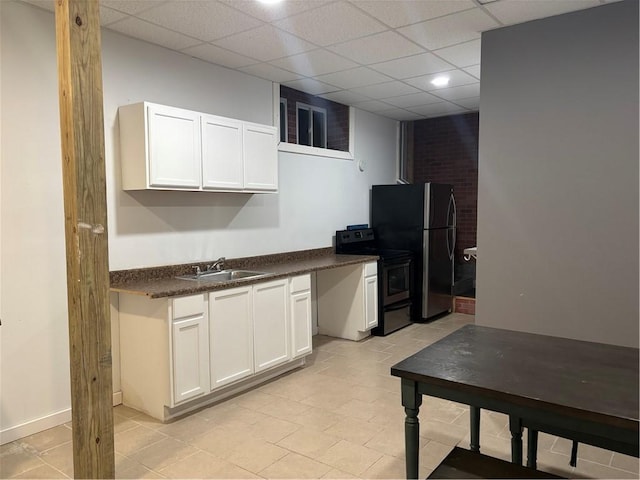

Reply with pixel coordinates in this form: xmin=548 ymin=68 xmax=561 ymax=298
xmin=110 ymin=247 xmax=378 ymax=299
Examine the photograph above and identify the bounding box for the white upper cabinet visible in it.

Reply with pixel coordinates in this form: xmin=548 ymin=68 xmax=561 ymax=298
xmin=119 ymin=102 xmax=278 ymax=193
xmin=243 ymin=122 xmax=278 ymax=192
xmin=201 ymin=115 xmax=244 ymax=191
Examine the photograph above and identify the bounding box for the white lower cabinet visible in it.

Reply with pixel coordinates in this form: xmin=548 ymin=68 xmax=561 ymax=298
xmin=290 ymin=275 xmax=312 ymax=358
xmin=209 ymin=286 xmax=254 ymax=390
xmin=253 ymin=279 xmax=290 ymax=373
xmin=317 ymin=262 xmax=378 ymax=341
xmin=118 ymin=273 xmax=317 ymax=421
xmin=363 ymin=262 xmax=379 ymax=331
xmin=171 ymin=295 xmax=210 ymax=404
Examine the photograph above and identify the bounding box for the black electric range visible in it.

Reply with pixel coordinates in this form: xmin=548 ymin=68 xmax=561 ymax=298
xmin=335 ymin=229 xmax=413 ymax=336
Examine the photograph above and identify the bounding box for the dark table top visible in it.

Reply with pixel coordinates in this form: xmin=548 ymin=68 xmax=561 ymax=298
xmin=391 ymin=324 xmax=639 ymax=431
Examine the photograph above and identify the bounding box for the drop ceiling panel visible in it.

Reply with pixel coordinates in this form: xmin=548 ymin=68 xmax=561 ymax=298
xmin=430 ymin=83 xmax=480 ymax=100
xmin=404 ymin=69 xmax=478 ymax=91
xmin=353 ymin=99 xmax=397 ymax=113
xmin=314 ymin=67 xmax=393 ymax=89
xmin=100 ymin=6 xmax=128 ymax=25
xmin=16 ymin=0 xmax=613 ymax=121
xmin=434 ymin=39 xmax=481 ymax=68
xmin=319 ymin=90 xmax=371 ymax=105
xmin=398 ymin=8 xmax=499 ymax=50
xmin=408 ymin=102 xmax=468 ymax=117
xmin=484 ymin=0 xmax=601 ymax=25
xmin=328 ymin=31 xmax=425 ymax=64
xmin=352 ymin=0 xmax=476 ymax=28
xmin=463 ymin=64 xmax=481 ymax=79
xmin=377 ymin=108 xmax=423 ymax=121
xmin=102 ymin=0 xmax=168 ymax=15
xmin=351 ymin=81 xmax=420 ymax=99
xmin=213 ymin=25 xmax=316 ymax=62
xmin=282 ymin=78 xmax=337 ymax=95
xmin=107 ymin=17 xmax=201 ymax=50
xmin=381 ymin=92 xmax=441 ymax=108
xmin=270 ymin=49 xmax=358 ymax=77
xmin=238 ymin=63 xmax=304 ymax=83
xmin=181 ymin=44 xmax=258 ymax=69
xmin=220 ymin=0 xmax=332 ymax=22
xmin=370 ymin=52 xmax=454 ymax=79
xmin=454 ymin=96 xmax=481 ymax=109
xmin=274 ymin=1 xmax=386 ymax=47
xmin=137 ymin=1 xmax=263 ymax=41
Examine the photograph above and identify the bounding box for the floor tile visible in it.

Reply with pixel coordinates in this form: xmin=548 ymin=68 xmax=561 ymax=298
xmin=226 ymin=437 xmax=289 ymax=474
xmin=277 ymin=427 xmax=340 ymax=458
xmin=611 ymin=452 xmax=640 ymax=473
xmin=114 ymin=425 xmax=167 ymax=456
xmin=247 ymin=415 xmax=301 ymax=443
xmin=128 ymin=437 xmax=199 ymax=471
xmin=360 ymin=454 xmax=405 ymax=479
xmin=258 ymin=452 xmax=333 ymax=479
xmin=158 ymin=450 xmax=258 ymax=479
xmin=323 ymin=416 xmax=384 ymax=445
xmin=552 ymin=437 xmax=614 ymax=466
xmin=10 ymin=463 xmax=69 ymax=479
xmin=37 ymin=442 xmax=73 ymax=478
xmin=1 ymin=443 xmax=46 ymax=478
xmin=21 ymin=315 xmax=634 ymax=480
xmin=317 ymin=439 xmax=383 ymax=476
xmin=19 ymin=425 xmax=72 ymax=454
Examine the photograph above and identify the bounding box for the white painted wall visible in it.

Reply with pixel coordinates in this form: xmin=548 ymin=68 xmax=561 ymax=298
xmin=476 ymin=0 xmax=639 ymax=347
xmin=0 ymin=1 xmax=397 ymax=442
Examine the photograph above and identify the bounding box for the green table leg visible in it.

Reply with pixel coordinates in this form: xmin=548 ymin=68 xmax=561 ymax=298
xmin=527 ymin=428 xmax=538 ymax=469
xmin=401 ymin=378 xmax=423 ymax=479
xmin=470 ymin=406 xmax=481 ymax=452
xmin=509 ymin=415 xmax=523 ymax=465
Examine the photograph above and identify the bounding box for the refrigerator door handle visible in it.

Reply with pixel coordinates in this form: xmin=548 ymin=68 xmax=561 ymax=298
xmin=449 ymin=193 xmax=456 ymax=260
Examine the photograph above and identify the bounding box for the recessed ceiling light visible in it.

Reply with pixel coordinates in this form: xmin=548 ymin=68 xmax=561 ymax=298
xmin=431 ymin=76 xmax=450 ymax=87
xmin=256 ymin=0 xmax=283 ymax=4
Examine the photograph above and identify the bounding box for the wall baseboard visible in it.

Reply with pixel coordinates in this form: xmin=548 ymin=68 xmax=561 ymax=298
xmin=0 ymin=392 xmax=124 ymax=445
xmin=0 ymin=408 xmax=71 ymax=445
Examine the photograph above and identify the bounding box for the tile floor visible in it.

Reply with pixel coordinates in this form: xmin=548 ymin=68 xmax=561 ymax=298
xmin=2 ymin=314 xmax=638 ymax=479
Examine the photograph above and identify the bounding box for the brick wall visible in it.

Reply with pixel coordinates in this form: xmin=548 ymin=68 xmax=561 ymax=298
xmin=280 ymin=86 xmax=349 ymax=151
xmin=411 ymin=112 xmax=479 ymax=277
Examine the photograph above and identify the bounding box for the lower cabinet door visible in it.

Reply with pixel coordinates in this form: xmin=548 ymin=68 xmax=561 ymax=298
xmin=364 ymin=274 xmax=379 ymax=330
xmin=209 ymin=286 xmax=254 ymax=390
xmin=291 ymin=290 xmax=312 ymax=358
xmin=253 ymin=279 xmax=290 ymax=373
xmin=172 ymin=314 xmax=210 ymax=404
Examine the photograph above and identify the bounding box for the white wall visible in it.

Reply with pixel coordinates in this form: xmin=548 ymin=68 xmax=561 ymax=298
xmin=476 ymin=0 xmax=639 ymax=347
xmin=0 ymin=0 xmax=397 ymax=442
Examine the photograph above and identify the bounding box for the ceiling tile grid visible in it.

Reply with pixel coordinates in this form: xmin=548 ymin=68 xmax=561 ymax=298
xmin=20 ymin=0 xmax=618 ymax=120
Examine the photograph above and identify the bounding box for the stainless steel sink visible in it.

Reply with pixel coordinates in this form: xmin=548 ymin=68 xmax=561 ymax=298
xmin=176 ymin=269 xmax=269 ymax=282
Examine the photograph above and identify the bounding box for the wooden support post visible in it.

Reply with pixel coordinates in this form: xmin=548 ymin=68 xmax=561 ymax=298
xmin=54 ymin=0 xmax=114 ymax=477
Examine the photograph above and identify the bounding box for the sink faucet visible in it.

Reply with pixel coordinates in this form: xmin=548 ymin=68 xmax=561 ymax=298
xmin=207 ymin=257 xmax=226 ymax=272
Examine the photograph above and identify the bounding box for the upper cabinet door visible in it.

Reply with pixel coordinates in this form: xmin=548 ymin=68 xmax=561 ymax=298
xmin=243 ymin=123 xmax=278 ymax=192
xmin=201 ymin=115 xmax=243 ymax=191
xmin=147 ymin=104 xmax=202 ymax=189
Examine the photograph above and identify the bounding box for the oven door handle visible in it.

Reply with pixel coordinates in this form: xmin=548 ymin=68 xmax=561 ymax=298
xmin=385 ymin=299 xmax=412 ymax=312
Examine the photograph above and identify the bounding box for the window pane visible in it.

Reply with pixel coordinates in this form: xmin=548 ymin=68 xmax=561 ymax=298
xmin=312 ymin=110 xmax=326 ymax=148
xmin=298 ymin=107 xmax=311 ymax=146
xmin=279 ymin=99 xmax=287 ymax=143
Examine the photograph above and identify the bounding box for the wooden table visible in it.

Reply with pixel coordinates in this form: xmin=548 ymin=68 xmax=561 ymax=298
xmin=390 ymin=324 xmax=639 ymax=479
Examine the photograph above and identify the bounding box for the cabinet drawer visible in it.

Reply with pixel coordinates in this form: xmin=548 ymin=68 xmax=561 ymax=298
xmin=364 ymin=262 xmax=378 ymax=277
xmin=289 ymin=274 xmax=311 ymax=293
xmin=172 ymin=294 xmax=204 ymax=319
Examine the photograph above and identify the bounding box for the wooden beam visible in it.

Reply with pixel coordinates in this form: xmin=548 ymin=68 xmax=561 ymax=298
xmin=54 ymin=0 xmax=114 ymax=477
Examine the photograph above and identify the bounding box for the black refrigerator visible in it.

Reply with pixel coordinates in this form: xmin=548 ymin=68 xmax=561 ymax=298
xmin=372 ymin=183 xmax=455 ymax=321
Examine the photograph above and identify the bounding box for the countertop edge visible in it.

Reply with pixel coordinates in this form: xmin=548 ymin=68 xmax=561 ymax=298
xmin=110 ymin=253 xmax=378 ymax=299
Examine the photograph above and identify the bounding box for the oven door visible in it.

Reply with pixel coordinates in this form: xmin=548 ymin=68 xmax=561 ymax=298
xmin=382 ymin=258 xmax=412 ymax=306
